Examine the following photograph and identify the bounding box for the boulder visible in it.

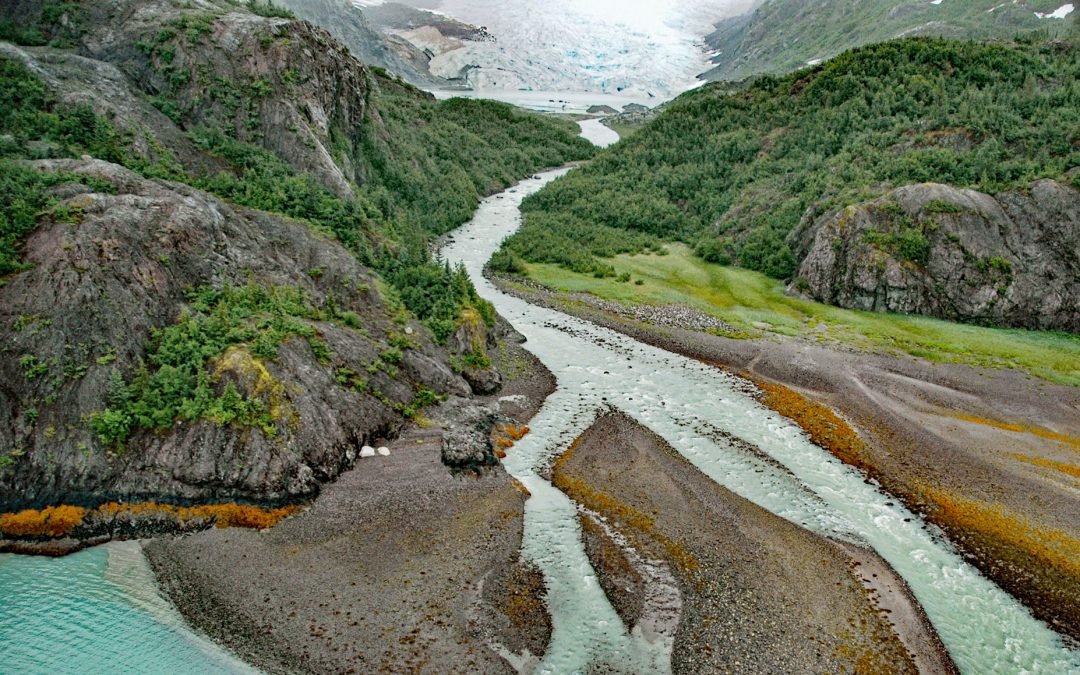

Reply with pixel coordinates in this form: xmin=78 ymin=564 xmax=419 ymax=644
xmin=789 ymin=180 xmax=1080 ymax=331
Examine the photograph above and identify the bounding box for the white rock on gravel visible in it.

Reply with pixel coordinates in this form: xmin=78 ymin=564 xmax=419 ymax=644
xmin=377 ymin=447 xmax=391 ymax=456
xmin=360 ymin=446 xmax=376 ymax=458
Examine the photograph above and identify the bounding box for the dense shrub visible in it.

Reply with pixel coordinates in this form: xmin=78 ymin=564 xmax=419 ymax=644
xmin=89 ymin=284 xmax=335 ymax=447
xmin=504 ymin=38 xmax=1080 ymax=279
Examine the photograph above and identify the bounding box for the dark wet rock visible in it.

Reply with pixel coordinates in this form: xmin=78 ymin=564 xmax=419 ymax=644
xmin=790 ymin=180 xmax=1080 ymax=331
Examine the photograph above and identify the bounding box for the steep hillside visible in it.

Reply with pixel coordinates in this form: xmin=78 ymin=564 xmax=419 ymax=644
xmin=500 ymin=37 xmax=1080 ymax=330
xmin=272 ymin=0 xmax=450 ymax=86
xmin=703 ymin=0 xmax=1077 ymax=81
xmin=0 ymin=0 xmax=592 ymax=516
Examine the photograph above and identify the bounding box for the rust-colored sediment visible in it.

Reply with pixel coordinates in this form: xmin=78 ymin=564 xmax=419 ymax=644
xmin=749 ymin=375 xmax=1080 ymax=642
xmin=750 ymin=375 xmax=880 ymax=478
xmin=495 ymin=563 xmax=548 ymax=636
xmin=951 ymin=413 xmax=1080 ymax=452
xmin=0 ymin=501 xmax=299 ymax=539
xmin=552 ymin=435 xmax=699 ymax=574
xmin=1008 ymin=453 xmax=1080 ymax=481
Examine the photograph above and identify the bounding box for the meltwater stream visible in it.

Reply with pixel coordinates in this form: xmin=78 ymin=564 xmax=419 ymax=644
xmin=439 ymin=132 xmax=1080 ymax=673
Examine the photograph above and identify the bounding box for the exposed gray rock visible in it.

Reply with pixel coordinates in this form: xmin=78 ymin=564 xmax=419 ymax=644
xmin=438 ymin=399 xmax=498 ymax=469
xmin=1 ymin=0 xmax=401 ymax=199
xmin=274 ymin=0 xmax=450 ymax=87
xmin=463 ymin=365 xmax=503 ymax=395
xmin=789 ymin=180 xmax=1080 ymax=331
xmin=0 ymin=159 xmax=470 ymax=510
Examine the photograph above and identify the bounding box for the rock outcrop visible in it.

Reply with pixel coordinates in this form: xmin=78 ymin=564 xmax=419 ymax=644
xmin=0 ymin=157 xmax=469 ymax=510
xmin=274 ymin=0 xmax=449 ymax=87
xmin=1 ymin=0 xmax=422 ymax=199
xmin=789 ymin=180 xmax=1080 ymax=331
xmin=0 ymin=0 xmax=595 ymax=524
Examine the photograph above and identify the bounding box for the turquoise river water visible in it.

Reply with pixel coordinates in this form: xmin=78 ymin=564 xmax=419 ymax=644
xmin=0 ymin=541 xmax=257 ymax=674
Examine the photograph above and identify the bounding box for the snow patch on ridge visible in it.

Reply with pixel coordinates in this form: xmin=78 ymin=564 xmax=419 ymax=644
xmin=1035 ymin=3 xmax=1074 ymax=19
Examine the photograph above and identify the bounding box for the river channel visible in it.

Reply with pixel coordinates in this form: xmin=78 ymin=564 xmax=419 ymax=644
xmin=436 ymin=120 xmax=1080 ymax=674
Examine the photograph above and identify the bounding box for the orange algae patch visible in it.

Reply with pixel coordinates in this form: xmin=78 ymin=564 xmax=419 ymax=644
xmin=96 ymin=501 xmax=299 ymax=529
xmin=499 ymin=424 xmax=530 ymax=441
xmin=1008 ymin=454 xmax=1080 ymax=481
xmin=0 ymin=505 xmax=86 ymax=538
xmin=1 ymin=501 xmax=298 ymax=540
xmin=551 ymin=434 xmax=699 ymax=574
xmin=919 ymin=485 xmax=1080 ymax=580
xmin=491 ymin=423 xmax=531 ymax=459
xmin=951 ymin=413 xmax=1080 ymax=452
xmin=751 ymin=377 xmax=877 ymax=477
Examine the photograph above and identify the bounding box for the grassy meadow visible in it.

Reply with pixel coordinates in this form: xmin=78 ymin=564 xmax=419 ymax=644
xmin=524 ymin=244 xmax=1080 ymax=386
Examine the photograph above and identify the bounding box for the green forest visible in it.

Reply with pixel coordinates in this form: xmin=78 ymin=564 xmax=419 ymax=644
xmin=0 ymin=32 xmax=593 ymax=341
xmin=501 ymin=36 xmax=1080 ymax=280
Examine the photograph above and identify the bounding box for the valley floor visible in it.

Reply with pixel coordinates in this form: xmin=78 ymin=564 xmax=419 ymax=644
xmin=141 ymin=169 xmax=1080 ymax=673
xmin=554 ymin=411 xmax=955 ymax=674
xmin=492 ymin=268 xmax=1080 ymax=645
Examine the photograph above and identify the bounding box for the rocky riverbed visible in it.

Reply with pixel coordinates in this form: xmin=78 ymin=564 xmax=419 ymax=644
xmin=553 ymin=411 xmax=955 ymax=674
xmin=493 ymin=274 xmax=1080 ymax=645
xmin=145 ymin=335 xmax=557 ymax=673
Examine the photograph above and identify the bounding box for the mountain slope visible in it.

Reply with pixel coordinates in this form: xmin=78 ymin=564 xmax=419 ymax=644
xmin=273 ymin=0 xmax=450 ymax=86
xmin=500 ymin=36 xmax=1080 ymax=330
xmin=0 ymin=0 xmax=592 ymax=514
xmin=703 ymin=0 xmax=1077 ymax=81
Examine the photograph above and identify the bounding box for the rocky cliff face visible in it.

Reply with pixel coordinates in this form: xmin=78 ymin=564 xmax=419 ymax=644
xmin=273 ymin=0 xmax=449 ymax=87
xmin=84 ymin=0 xmax=384 ymax=198
xmin=2 ymin=0 xmax=424 ymax=199
xmin=0 ymin=0 xmax=566 ymax=514
xmin=0 ymin=158 xmax=469 ymax=510
xmin=789 ymin=180 xmax=1080 ymax=331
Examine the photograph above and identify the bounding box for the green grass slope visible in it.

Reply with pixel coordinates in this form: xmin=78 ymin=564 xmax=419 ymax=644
xmin=522 ymin=244 xmax=1080 ymax=386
